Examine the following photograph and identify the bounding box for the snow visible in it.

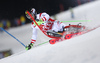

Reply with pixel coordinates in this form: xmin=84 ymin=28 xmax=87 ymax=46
xmin=0 ymin=0 xmax=100 ymax=63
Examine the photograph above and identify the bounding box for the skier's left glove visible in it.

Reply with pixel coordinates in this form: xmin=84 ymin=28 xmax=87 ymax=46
xmin=25 ymin=42 xmax=34 ymax=50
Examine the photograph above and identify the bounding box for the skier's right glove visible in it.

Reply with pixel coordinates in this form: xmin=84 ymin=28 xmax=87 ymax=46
xmin=25 ymin=42 xmax=34 ymax=50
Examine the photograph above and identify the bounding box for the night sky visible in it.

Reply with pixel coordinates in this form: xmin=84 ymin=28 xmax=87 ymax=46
xmin=0 ymin=0 xmax=88 ymax=20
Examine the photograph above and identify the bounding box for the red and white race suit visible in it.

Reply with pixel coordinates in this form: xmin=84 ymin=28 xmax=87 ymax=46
xmin=31 ymin=12 xmax=65 ymax=43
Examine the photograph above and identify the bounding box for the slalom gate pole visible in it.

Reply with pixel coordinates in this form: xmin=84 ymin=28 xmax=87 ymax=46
xmin=0 ymin=27 xmax=26 ymax=47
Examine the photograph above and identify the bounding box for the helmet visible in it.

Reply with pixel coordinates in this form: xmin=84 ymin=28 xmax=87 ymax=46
xmin=31 ymin=8 xmax=37 ymax=15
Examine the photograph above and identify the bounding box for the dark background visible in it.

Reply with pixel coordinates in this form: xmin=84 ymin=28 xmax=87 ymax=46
xmin=0 ymin=0 xmax=95 ymax=20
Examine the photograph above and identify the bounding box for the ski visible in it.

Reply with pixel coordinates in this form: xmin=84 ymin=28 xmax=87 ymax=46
xmin=49 ymin=25 xmax=100 ymax=44
xmin=49 ymin=24 xmax=86 ymax=44
xmin=49 ymin=32 xmax=79 ymax=44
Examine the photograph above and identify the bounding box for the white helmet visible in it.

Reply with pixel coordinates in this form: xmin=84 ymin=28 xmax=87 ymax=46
xmin=31 ymin=8 xmax=37 ymax=15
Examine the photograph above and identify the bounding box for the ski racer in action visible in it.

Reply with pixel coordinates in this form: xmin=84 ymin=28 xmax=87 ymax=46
xmin=25 ymin=8 xmax=66 ymax=50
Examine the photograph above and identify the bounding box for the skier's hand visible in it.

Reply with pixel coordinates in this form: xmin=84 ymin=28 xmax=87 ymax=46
xmin=25 ymin=42 xmax=34 ymax=50
xmin=39 ymin=19 xmax=43 ymax=21
xmin=34 ymin=19 xmax=45 ymax=26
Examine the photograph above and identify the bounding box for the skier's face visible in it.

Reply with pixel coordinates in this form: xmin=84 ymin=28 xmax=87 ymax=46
xmin=31 ymin=12 xmax=35 ymax=19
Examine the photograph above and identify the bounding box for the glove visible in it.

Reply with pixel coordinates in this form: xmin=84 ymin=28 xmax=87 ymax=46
xmin=34 ymin=19 xmax=45 ymax=26
xmin=25 ymin=10 xmax=31 ymax=19
xmin=39 ymin=19 xmax=43 ymax=21
xmin=25 ymin=42 xmax=34 ymax=50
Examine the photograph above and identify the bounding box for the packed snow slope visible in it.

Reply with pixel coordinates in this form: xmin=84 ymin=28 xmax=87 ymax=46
xmin=0 ymin=0 xmax=100 ymax=63
xmin=0 ymin=27 xmax=100 ymax=63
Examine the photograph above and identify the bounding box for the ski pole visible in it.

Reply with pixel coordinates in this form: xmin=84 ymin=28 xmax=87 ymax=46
xmin=0 ymin=27 xmax=26 ymax=47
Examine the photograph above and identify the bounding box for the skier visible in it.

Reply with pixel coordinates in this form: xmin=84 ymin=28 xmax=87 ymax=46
xmin=25 ymin=8 xmax=66 ymax=50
